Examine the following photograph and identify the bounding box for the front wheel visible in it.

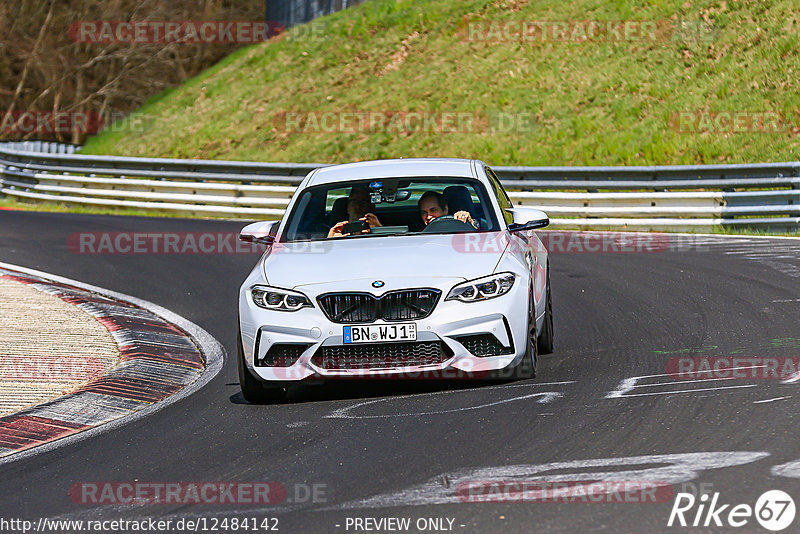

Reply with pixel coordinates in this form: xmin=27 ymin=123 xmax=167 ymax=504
xmin=237 ymin=330 xmax=286 ymax=403
xmin=510 ymin=294 xmax=538 ymax=380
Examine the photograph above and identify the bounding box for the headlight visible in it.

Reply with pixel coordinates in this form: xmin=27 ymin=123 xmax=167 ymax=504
xmin=446 ymin=273 xmax=516 ymax=302
xmin=251 ymin=285 xmax=312 ymax=311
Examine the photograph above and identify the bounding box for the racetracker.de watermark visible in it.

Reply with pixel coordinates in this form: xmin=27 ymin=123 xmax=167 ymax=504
xmin=68 ymin=232 xmax=269 ymax=255
xmin=1 ymin=110 xmax=148 ymax=136
xmin=0 ymin=356 xmax=104 ymax=381
xmin=452 ymin=232 xmax=706 ymax=254
xmin=69 ymin=21 xmax=284 ymax=44
xmin=68 ymin=231 xmax=709 ymax=255
xmin=667 ymin=357 xmax=800 ymax=381
xmin=272 ymin=110 xmax=539 ymax=134
xmin=455 ymin=481 xmax=675 ymax=503
xmin=670 ymin=111 xmax=800 ymax=134
xmin=2 ymin=111 xmax=100 ymax=136
xmin=465 ymin=20 xmax=716 ymax=43
xmin=69 ymin=482 xmax=326 ymax=505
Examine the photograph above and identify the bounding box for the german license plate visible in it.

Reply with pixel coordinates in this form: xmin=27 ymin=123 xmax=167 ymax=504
xmin=343 ymin=323 xmax=417 ymax=344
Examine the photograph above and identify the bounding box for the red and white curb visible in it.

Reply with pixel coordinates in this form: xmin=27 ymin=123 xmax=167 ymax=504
xmin=0 ymin=262 xmax=223 ymax=464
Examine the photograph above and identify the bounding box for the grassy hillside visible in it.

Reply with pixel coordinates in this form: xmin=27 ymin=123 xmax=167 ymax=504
xmin=81 ymin=0 xmax=800 ymax=165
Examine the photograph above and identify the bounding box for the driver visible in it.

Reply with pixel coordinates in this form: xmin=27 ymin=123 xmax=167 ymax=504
xmin=418 ymin=191 xmax=476 ymax=228
xmin=328 ymin=186 xmax=383 ymax=238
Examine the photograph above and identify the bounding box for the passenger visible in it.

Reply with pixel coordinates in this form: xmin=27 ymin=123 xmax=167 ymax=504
xmin=418 ymin=191 xmax=476 ymax=228
xmin=328 ymin=186 xmax=383 ymax=238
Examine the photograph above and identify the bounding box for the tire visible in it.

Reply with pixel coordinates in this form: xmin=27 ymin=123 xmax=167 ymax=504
xmin=537 ymin=265 xmax=554 ymax=355
xmin=237 ymin=329 xmax=287 ymax=403
xmin=510 ymin=293 xmax=538 ymax=380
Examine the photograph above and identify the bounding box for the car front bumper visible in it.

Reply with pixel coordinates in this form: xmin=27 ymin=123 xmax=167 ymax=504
xmin=239 ymin=274 xmax=531 ymax=383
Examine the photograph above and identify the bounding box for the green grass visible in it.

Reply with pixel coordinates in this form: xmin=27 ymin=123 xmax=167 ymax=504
xmin=0 ymin=196 xmax=256 ymax=219
xmin=80 ymin=0 xmax=800 ymax=166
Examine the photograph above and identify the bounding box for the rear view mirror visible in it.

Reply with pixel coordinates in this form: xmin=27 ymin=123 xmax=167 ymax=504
xmin=239 ymin=221 xmax=279 ymax=244
xmin=505 ymin=208 xmax=550 ymax=232
xmin=383 ymin=189 xmax=412 ymax=203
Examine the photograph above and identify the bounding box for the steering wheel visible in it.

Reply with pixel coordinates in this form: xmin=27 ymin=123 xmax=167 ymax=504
xmin=421 ymin=215 xmax=477 ymax=233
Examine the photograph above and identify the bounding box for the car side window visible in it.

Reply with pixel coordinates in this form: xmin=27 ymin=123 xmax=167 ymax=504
xmin=486 ymin=167 xmax=514 ymax=225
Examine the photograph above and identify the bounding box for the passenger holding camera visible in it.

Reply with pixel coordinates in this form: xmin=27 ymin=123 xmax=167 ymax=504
xmin=327 ymin=186 xmax=383 ymax=238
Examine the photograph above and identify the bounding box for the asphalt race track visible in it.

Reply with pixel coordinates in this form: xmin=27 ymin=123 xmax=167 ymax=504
xmin=2 ymin=209 xmax=800 ymax=533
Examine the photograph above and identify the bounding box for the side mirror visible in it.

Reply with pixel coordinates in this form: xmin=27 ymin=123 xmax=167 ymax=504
xmin=505 ymin=208 xmax=549 ymax=232
xmin=239 ymin=221 xmax=279 ymax=244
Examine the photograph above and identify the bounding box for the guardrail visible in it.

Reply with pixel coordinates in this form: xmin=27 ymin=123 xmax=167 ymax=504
xmin=1 ymin=142 xmax=799 ymax=231
xmin=0 ymin=141 xmax=79 ymax=154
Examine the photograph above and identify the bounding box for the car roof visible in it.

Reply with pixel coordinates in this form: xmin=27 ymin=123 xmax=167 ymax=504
xmin=305 ymin=158 xmax=483 ymax=186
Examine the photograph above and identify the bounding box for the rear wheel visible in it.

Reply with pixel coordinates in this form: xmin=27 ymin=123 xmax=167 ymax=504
xmin=237 ymin=329 xmax=286 ymax=403
xmin=537 ymin=266 xmax=554 ymax=354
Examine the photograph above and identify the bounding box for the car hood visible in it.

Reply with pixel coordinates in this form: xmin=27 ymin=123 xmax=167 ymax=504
xmin=263 ymin=233 xmax=507 ymax=290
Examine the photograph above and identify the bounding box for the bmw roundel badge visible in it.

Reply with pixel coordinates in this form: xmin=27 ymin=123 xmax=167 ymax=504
xmin=372 ymin=280 xmax=385 ymax=288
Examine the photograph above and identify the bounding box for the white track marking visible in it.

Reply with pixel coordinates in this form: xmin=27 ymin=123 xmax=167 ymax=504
xmin=634 ymin=376 xmax=740 ymax=387
xmin=753 ymin=396 xmax=792 ymax=404
xmin=321 ymin=382 xmax=573 ymax=420
xmin=325 ymin=391 xmax=563 ymax=419
xmin=334 ymin=452 xmax=769 ymax=509
xmin=781 ymin=372 xmax=800 ymax=384
xmin=491 ymin=380 xmax=576 ymax=388
xmin=605 ymin=377 xmax=640 ymax=399
xmin=772 ymin=459 xmax=800 ymax=478
xmin=606 ymin=365 xmax=767 ymax=399
xmin=0 ymin=261 xmax=224 ymax=466
xmin=616 ymin=385 xmax=756 ymax=398
xmin=716 ymin=237 xmax=800 ymax=278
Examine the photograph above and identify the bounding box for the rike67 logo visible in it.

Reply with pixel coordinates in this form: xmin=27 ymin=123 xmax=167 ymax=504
xmin=668 ymin=490 xmax=796 ymax=531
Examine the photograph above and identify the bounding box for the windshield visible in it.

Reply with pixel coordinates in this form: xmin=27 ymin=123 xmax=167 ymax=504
xmin=281 ymin=177 xmax=500 ymax=242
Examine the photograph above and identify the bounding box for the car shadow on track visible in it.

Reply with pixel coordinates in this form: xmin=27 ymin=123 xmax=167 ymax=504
xmin=227 ymin=377 xmax=532 ymax=405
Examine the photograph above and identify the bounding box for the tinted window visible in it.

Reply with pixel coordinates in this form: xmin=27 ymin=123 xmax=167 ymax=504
xmin=282 ymin=177 xmax=499 ymax=242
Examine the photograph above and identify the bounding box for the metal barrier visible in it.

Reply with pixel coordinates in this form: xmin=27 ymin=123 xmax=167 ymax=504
xmin=266 ymin=0 xmax=362 ymax=28
xmin=1 ymin=142 xmax=799 ymax=231
xmin=0 ymin=141 xmax=79 ymax=154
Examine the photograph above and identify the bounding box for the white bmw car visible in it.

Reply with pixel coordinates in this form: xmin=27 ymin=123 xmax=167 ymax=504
xmin=237 ymin=158 xmax=552 ymax=402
